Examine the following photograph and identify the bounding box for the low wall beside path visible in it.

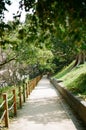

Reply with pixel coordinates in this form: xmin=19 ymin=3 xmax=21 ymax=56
xmin=50 ymin=78 xmax=86 ymax=125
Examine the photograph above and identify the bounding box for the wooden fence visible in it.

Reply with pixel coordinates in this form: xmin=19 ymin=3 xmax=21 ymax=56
xmin=0 ymin=75 xmax=42 ymax=128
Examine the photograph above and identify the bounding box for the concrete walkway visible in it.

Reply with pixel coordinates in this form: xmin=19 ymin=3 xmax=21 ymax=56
xmin=8 ymin=76 xmax=84 ymax=130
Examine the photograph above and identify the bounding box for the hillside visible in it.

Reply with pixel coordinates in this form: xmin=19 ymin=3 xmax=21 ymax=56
xmin=54 ymin=62 xmax=86 ymax=100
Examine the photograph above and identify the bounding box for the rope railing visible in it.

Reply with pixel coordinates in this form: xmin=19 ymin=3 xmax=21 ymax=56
xmin=0 ymin=110 xmax=6 ymax=123
xmin=8 ymin=95 xmax=14 ymax=102
xmin=0 ymin=100 xmax=6 ymax=124
xmin=0 ymin=93 xmax=9 ymax=127
xmin=0 ymin=100 xmax=5 ymax=108
xmin=0 ymin=75 xmax=42 ymax=128
xmin=8 ymin=103 xmax=15 ymax=111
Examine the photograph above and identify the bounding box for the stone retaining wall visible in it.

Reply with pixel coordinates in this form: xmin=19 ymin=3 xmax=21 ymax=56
xmin=50 ymin=78 xmax=86 ymax=124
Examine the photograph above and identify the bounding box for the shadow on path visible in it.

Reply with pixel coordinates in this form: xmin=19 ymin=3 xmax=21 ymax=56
xmin=8 ymin=76 xmax=85 ymax=130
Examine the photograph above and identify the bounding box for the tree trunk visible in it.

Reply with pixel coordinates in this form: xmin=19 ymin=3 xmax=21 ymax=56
xmin=73 ymin=51 xmax=86 ymax=67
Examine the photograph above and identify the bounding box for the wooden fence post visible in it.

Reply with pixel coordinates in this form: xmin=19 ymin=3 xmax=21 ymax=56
xmin=3 ymin=93 xmax=9 ymax=127
xmin=23 ymin=84 xmax=26 ymax=102
xmin=34 ymin=78 xmax=36 ymax=88
xmin=32 ymin=81 xmax=34 ymax=90
xmin=26 ymin=83 xmax=28 ymax=98
xmin=13 ymin=90 xmax=17 ymax=116
xmin=19 ymin=86 xmax=22 ymax=108
xmin=33 ymin=80 xmax=35 ymax=89
xmin=28 ymin=82 xmax=30 ymax=95
xmin=36 ymin=77 xmax=38 ymax=85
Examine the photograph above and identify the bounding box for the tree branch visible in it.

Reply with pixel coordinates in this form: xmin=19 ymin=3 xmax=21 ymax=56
xmin=0 ymin=57 xmax=17 ymax=68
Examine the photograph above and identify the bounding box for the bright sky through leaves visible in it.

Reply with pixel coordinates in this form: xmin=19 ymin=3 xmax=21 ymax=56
xmin=4 ymin=0 xmax=26 ymax=22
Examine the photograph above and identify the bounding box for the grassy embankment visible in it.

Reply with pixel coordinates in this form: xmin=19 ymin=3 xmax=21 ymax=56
xmin=54 ymin=61 xmax=86 ymax=100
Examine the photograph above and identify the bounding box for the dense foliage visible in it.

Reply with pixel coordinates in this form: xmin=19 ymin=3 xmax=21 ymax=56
xmin=0 ymin=0 xmax=86 ymax=86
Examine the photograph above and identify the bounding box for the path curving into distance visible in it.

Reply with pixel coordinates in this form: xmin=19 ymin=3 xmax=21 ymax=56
xmin=8 ymin=75 xmax=85 ymax=130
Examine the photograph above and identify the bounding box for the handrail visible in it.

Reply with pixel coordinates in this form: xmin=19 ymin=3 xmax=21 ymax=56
xmin=0 ymin=100 xmax=5 ymax=108
xmin=8 ymin=95 xmax=15 ymax=111
xmin=0 ymin=110 xmax=6 ymax=123
xmin=8 ymin=103 xmax=14 ymax=111
xmin=0 ymin=100 xmax=6 ymax=125
xmin=8 ymin=95 xmax=14 ymax=102
xmin=0 ymin=93 xmax=9 ymax=127
xmin=0 ymin=75 xmax=42 ymax=128
xmin=0 ymin=90 xmax=17 ymax=127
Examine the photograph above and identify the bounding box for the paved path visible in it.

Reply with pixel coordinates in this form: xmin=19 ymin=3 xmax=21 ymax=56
xmin=8 ymin=76 xmax=85 ymax=130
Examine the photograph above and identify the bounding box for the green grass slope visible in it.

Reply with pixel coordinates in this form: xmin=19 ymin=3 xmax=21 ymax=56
xmin=54 ymin=62 xmax=86 ymax=100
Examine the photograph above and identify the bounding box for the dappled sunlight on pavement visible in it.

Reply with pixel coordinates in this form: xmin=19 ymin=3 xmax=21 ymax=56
xmin=8 ymin=76 xmax=85 ymax=130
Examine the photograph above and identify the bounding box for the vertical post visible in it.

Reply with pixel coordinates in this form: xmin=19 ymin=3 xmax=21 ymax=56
xmin=28 ymin=82 xmax=30 ymax=95
xmin=23 ymin=84 xmax=26 ymax=102
xmin=3 ymin=93 xmax=9 ymax=127
xmin=32 ymin=80 xmax=34 ymax=91
xmin=33 ymin=80 xmax=35 ymax=89
xmin=19 ymin=86 xmax=22 ymax=108
xmin=36 ymin=77 xmax=38 ymax=86
xmin=13 ymin=89 xmax=17 ymax=116
xmin=34 ymin=78 xmax=36 ymax=87
xmin=30 ymin=80 xmax=32 ymax=93
xmin=26 ymin=83 xmax=28 ymax=98
xmin=32 ymin=81 xmax=34 ymax=90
